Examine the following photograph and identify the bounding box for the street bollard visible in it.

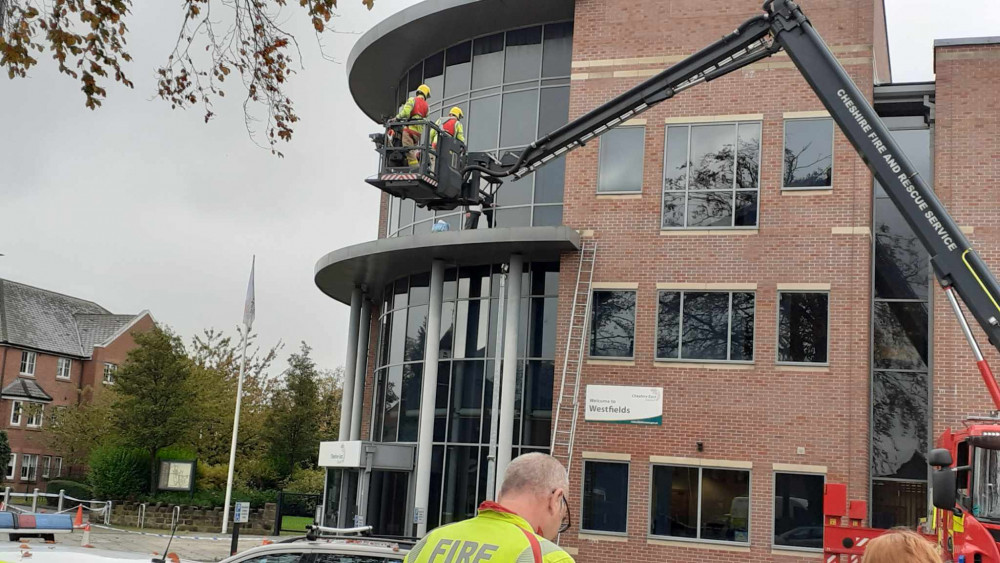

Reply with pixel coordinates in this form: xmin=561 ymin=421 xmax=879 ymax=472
xmin=31 ymin=488 xmax=39 ymax=512
xmin=58 ymin=490 xmax=65 ymax=513
xmin=3 ymin=487 xmax=9 ymax=509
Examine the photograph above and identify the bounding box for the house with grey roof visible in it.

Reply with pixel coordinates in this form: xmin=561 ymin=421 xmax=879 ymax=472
xmin=0 ymin=278 xmax=154 ymax=489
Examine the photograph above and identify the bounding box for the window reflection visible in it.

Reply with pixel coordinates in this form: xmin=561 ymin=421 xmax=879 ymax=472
xmin=872 ymin=370 xmax=929 ymax=480
xmin=783 ymin=118 xmax=833 ymax=188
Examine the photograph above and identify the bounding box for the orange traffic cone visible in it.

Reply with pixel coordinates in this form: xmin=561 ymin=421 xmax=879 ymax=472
xmin=74 ymin=505 xmax=83 ymax=528
xmin=261 ymin=539 xmax=273 ymax=546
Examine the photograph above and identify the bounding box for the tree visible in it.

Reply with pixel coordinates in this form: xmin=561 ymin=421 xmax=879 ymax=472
xmin=47 ymin=388 xmax=118 ymax=465
xmin=111 ymin=325 xmax=196 ymax=494
xmin=316 ymin=366 xmax=344 ymax=441
xmin=0 ymin=431 xmax=10 ymax=482
xmin=0 ymin=0 xmax=375 ymax=156
xmin=264 ymin=342 xmax=321 ymax=480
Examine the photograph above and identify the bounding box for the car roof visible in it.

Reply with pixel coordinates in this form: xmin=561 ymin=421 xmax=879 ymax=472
xmin=224 ymin=538 xmax=410 ymax=561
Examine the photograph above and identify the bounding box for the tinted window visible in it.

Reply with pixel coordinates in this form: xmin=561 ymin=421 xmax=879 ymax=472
xmin=784 ymin=118 xmax=833 ymax=188
xmin=440 ymin=445 xmax=479 ymax=524
xmin=240 ymin=554 xmax=306 ymax=563
xmin=397 ymin=363 xmax=422 ymax=442
xmin=657 ymin=291 xmax=754 ymax=361
xmin=582 ymin=461 xmax=629 ymax=533
xmin=598 ymin=127 xmax=645 ymax=192
xmin=590 ymin=290 xmax=636 ymax=358
xmin=504 ymin=27 xmax=542 ymax=83
xmin=472 ymin=33 xmax=504 ymax=89
xmin=444 ymin=42 xmax=472 ymax=98
xmin=774 ymin=473 xmax=824 ymax=550
xmin=537 ymin=87 xmax=570 ymax=138
xmin=778 ymin=292 xmax=829 ymax=363
xmin=542 ymin=22 xmax=573 ymax=77
xmin=874 ymin=200 xmax=929 ymax=300
xmin=532 ymin=204 xmax=563 ymax=227
xmin=650 ymin=465 xmax=698 ymax=538
xmin=522 ymin=360 xmax=554 ymax=447
xmin=871 ymin=480 xmax=927 ymax=529
xmin=381 ymin=366 xmax=402 ymax=441
xmin=873 ymin=302 xmax=928 ymax=370
xmin=468 ymin=96 xmax=500 ymax=152
xmin=313 ymin=555 xmax=402 ymax=563
xmin=423 ymin=52 xmax=444 ymax=102
xmin=663 ymin=122 xmax=760 ymax=228
xmin=500 ymin=90 xmax=539 ymax=149
xmin=493 ymin=206 xmax=531 ymax=228
xmin=872 ymin=370 xmax=929 ymax=480
xmin=404 ymin=305 xmax=428 ymax=361
xmin=448 ymin=361 xmax=484 ymax=443
xmin=534 ymin=158 xmax=565 ymax=204
xmin=650 ymin=465 xmax=749 ymax=543
xmin=700 ymin=468 xmax=750 ymax=542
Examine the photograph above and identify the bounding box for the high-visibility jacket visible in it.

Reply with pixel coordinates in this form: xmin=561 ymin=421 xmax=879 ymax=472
xmin=397 ymin=96 xmax=429 ymax=136
xmin=404 ymin=502 xmax=574 ymax=563
xmin=431 ymin=116 xmax=465 ymax=146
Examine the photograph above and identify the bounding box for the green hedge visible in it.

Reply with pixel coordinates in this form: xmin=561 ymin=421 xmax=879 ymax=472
xmin=88 ymin=446 xmax=149 ymax=500
xmin=44 ymin=480 xmax=93 ymax=507
xmin=142 ymin=488 xmax=279 ymax=508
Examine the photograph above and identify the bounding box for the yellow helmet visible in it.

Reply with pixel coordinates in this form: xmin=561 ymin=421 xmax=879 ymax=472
xmin=416 ymin=84 xmax=431 ymax=98
xmin=449 ymin=107 xmax=464 ymax=120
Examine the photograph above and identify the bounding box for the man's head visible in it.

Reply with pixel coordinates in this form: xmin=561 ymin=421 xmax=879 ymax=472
xmin=497 ymin=452 xmax=569 ymax=540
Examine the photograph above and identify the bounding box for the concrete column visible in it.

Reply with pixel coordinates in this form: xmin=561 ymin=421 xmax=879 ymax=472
xmin=496 ymin=254 xmax=524 ymax=491
xmin=350 ymin=299 xmax=372 ymax=441
xmin=339 ymin=287 xmax=363 ymax=441
xmin=415 ymin=259 xmax=445 ymax=537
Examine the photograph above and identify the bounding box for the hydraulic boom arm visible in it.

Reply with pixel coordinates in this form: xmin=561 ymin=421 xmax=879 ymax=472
xmin=473 ymin=0 xmax=1000 ymax=376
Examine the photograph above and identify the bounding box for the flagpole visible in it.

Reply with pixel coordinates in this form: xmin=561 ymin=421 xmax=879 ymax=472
xmin=222 ymin=256 xmax=255 ymax=535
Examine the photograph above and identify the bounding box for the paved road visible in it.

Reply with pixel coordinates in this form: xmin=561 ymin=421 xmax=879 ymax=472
xmin=10 ymin=526 xmax=282 ymax=562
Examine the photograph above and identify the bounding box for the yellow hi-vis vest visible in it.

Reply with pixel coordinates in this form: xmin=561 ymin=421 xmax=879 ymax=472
xmin=404 ymin=503 xmax=575 ymax=563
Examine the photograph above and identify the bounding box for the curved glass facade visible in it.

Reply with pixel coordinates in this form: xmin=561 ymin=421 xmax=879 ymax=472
xmin=386 ymin=23 xmax=573 ymax=237
xmin=371 ymin=262 xmax=559 ymax=528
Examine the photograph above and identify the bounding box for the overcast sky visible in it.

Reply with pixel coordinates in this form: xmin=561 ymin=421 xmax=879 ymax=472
xmin=1 ymin=0 xmax=997 ymax=374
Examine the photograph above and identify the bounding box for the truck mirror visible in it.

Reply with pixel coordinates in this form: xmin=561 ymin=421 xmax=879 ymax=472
xmin=931 ymin=468 xmax=957 ymax=510
xmin=928 ymin=448 xmax=953 ymax=468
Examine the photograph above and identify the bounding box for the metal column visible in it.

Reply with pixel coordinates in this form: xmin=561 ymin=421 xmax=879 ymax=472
xmin=496 ymin=254 xmax=524 ymax=491
xmin=414 ymin=259 xmax=445 ymax=537
xmin=350 ymin=299 xmax=372 ymax=440
xmin=340 ymin=287 xmax=363 ymax=441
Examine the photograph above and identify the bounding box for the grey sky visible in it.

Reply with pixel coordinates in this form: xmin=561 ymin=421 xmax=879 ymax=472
xmin=1 ymin=0 xmax=996 ymax=373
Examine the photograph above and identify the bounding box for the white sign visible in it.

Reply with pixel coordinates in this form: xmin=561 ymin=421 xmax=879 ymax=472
xmin=413 ymin=507 xmax=425 ymax=524
xmin=234 ymin=501 xmax=250 ymax=524
xmin=585 ymin=385 xmax=663 ymax=425
xmin=318 ymin=441 xmax=363 ymax=468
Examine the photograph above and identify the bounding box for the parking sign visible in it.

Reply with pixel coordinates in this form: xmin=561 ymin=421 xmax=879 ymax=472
xmin=234 ymin=501 xmax=250 ymax=524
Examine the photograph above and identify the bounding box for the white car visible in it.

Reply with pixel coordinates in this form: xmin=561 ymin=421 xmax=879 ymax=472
xmin=220 ymin=536 xmax=410 ymax=563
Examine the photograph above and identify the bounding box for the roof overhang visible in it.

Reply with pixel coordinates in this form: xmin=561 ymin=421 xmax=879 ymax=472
xmin=347 ymin=0 xmax=574 ymax=122
xmin=315 ymin=226 xmax=581 ymax=304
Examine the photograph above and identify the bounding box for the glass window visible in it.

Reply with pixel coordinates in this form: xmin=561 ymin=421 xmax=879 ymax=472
xmin=873 ymin=301 xmax=928 ymax=370
xmin=528 ymin=297 xmax=558 ymax=359
xmin=774 ymin=473 xmax=824 ymax=550
xmin=534 ymin=158 xmax=565 ymax=204
xmin=313 ymin=555 xmax=402 ymax=563
xmin=783 ymin=118 xmax=833 ymax=189
xmin=423 ymin=52 xmax=444 ymax=102
xmin=582 ymin=461 xmax=628 ymax=533
xmin=468 ymin=95 xmax=500 ymax=152
xmin=662 ymin=122 xmax=760 ymax=228
xmin=397 ymin=364 xmax=422 ymax=442
xmin=598 ymin=127 xmax=645 ymax=193
xmin=439 ymin=301 xmax=455 ymax=359
xmin=500 ymin=90 xmax=539 ymax=149
xmin=454 ymin=299 xmax=491 ymax=359
xmin=650 ymin=465 xmax=750 ymax=544
xmin=241 ymin=555 xmax=306 ymax=563
xmin=874 ymin=200 xmax=929 ymax=300
xmin=590 ymin=290 xmax=636 ymax=358
xmin=530 ymin=262 xmax=559 ymax=297
xmin=541 ymin=23 xmax=573 ymax=78
xmin=54 ymin=457 xmax=62 ymax=478
xmin=871 ymin=480 xmax=927 ymax=529
xmin=441 ymin=445 xmax=480 ymax=524
xmin=503 ymin=27 xmax=542 ymax=83
xmin=448 ymin=361 xmax=485 ymax=444
xmin=444 ymin=42 xmax=472 ymax=98
xmin=499 ymin=168 xmax=534 ymax=207
xmin=102 ymin=363 xmax=117 ymax=384
xmin=10 ymin=401 xmax=22 ymax=426
xmin=5 ymin=454 xmax=14 ymax=480
xmin=522 ymin=361 xmax=553 ymax=447
xmin=404 ymin=305 xmax=428 ymax=362
xmin=56 ymin=357 xmax=72 ymax=379
xmin=25 ymin=404 xmax=43 ymax=428
xmin=872 ymin=370 xmax=929 ymax=480
xmin=472 ymin=33 xmax=504 ymax=90
xmin=389 ymin=310 xmax=406 ymax=365
xmin=41 ymin=456 xmax=51 ymax=479
xmin=409 ymin=273 xmax=430 ymax=306
xmin=20 ymin=454 xmax=37 ymax=482
xmin=19 ymin=351 xmax=35 ymax=376
xmin=778 ymin=292 xmax=829 ymax=364
xmin=532 ymin=204 xmax=563 ymax=227
xmin=538 ymin=86 xmax=570 ymax=138
xmin=397 ymin=198 xmax=415 ymax=233
xmin=657 ymin=291 xmax=755 ymax=362
xmin=407 ymin=63 xmax=423 ymax=95
xmin=381 ymin=366 xmax=402 ymax=442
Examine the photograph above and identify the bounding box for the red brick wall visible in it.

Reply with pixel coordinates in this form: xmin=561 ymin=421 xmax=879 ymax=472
xmin=556 ymin=1 xmax=881 ymax=561
xmin=932 ymin=42 xmax=1000 ymax=437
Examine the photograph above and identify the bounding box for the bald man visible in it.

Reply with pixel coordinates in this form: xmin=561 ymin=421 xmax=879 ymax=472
xmin=404 ymin=452 xmax=574 ymax=563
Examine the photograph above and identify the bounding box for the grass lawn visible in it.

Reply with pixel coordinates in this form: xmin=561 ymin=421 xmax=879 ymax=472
xmin=279 ymin=515 xmax=313 ymax=535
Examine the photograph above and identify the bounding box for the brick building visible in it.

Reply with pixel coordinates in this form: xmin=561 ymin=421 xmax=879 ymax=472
xmin=0 ymin=279 xmax=153 ymax=491
xmin=314 ymin=0 xmax=1000 ymax=560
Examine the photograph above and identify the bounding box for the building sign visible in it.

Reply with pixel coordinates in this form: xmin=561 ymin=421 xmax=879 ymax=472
xmin=585 ymin=385 xmax=663 ymax=425
xmin=318 ymin=441 xmax=363 ymax=468
xmin=234 ymin=501 xmax=250 ymax=524
xmin=157 ymin=460 xmax=195 ymax=491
